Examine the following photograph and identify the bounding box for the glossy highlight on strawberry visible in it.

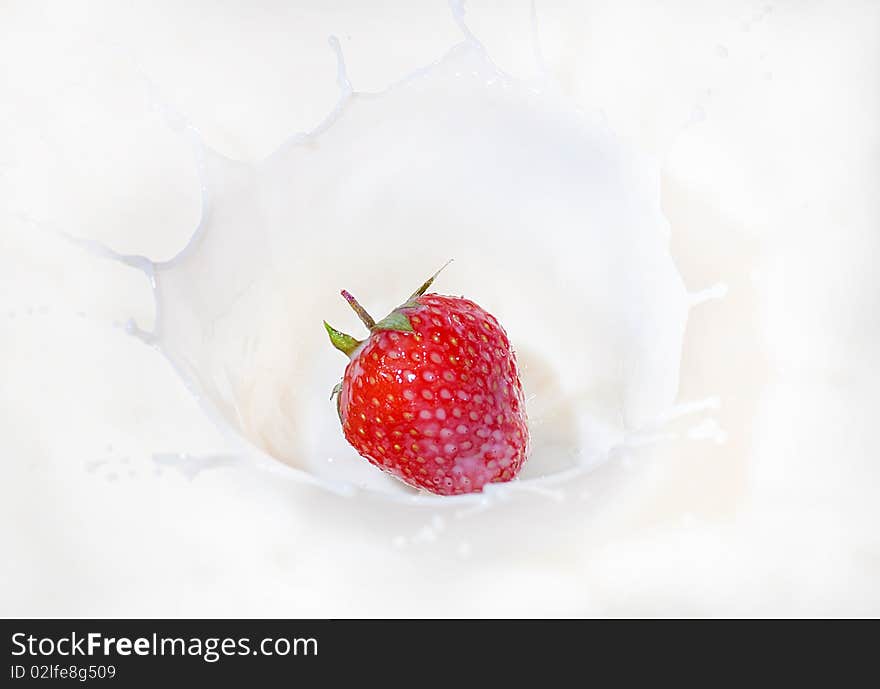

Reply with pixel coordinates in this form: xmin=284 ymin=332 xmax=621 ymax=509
xmin=324 ymin=265 xmax=529 ymax=495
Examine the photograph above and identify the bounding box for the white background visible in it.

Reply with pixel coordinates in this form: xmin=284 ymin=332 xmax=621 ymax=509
xmin=1 ymin=0 xmax=878 ymax=616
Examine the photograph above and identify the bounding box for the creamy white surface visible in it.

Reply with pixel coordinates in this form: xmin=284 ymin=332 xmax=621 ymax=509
xmin=147 ymin=39 xmax=688 ymax=497
xmin=1 ymin=0 xmax=878 ymax=616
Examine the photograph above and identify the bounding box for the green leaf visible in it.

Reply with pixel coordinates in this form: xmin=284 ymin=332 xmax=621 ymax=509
xmin=330 ymin=380 xmax=344 ymax=423
xmin=323 ymin=321 xmax=362 ymax=357
xmin=372 ymin=310 xmax=414 ymax=333
xmin=406 ymin=258 xmax=454 ymax=302
xmin=330 ymin=381 xmax=343 ymax=400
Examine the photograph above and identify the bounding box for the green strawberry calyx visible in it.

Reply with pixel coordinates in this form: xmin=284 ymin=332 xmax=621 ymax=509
xmin=323 ymin=259 xmax=453 ymax=358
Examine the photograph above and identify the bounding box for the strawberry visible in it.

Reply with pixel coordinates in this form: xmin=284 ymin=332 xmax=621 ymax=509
xmin=324 ymin=264 xmax=529 ymax=495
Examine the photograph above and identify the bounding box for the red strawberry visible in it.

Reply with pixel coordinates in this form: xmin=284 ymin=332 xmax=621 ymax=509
xmin=324 ymin=264 xmax=529 ymax=495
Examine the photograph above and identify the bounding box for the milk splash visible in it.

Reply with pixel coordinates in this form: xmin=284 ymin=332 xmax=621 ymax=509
xmin=87 ymin=3 xmax=695 ymax=504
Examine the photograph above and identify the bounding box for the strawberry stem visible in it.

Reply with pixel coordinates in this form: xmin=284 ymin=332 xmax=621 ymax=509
xmin=341 ymin=290 xmax=376 ymax=329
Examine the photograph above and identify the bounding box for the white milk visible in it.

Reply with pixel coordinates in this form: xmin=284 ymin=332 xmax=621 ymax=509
xmin=4 ymin=1 xmax=877 ymax=616
xmin=116 ymin=29 xmax=692 ymax=503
